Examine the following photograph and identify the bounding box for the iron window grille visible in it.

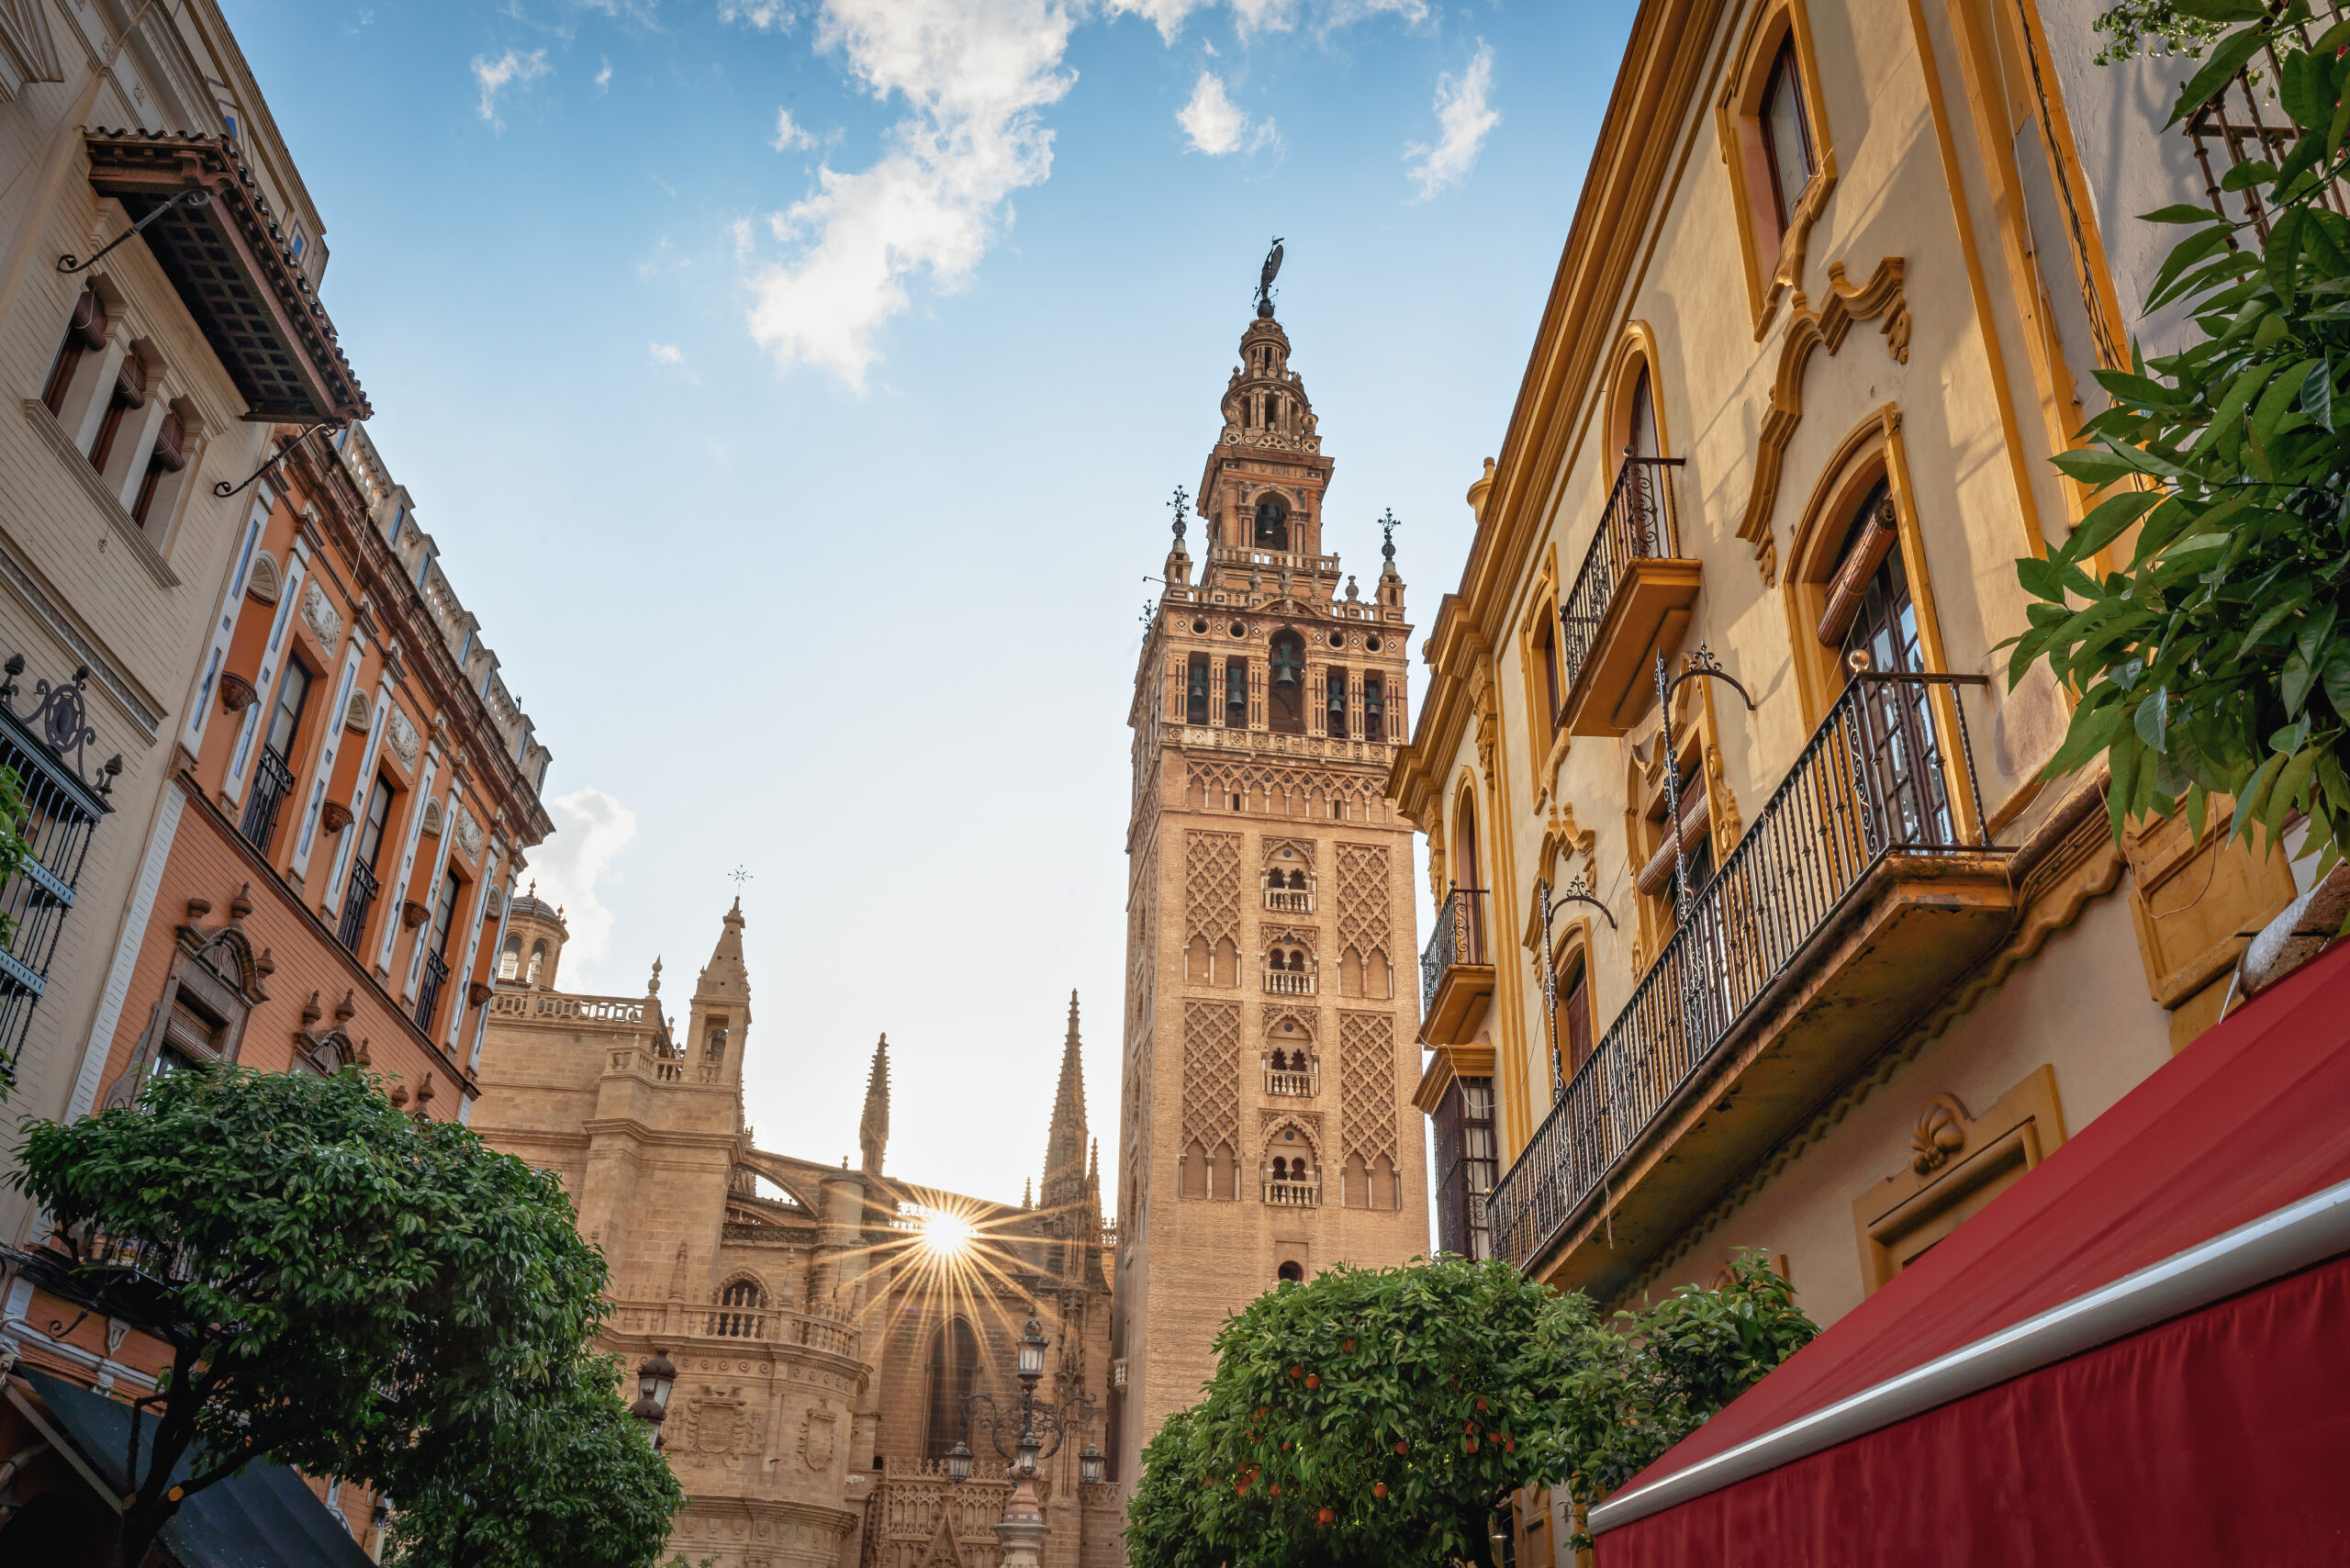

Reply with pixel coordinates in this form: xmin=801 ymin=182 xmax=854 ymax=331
xmin=0 ymin=657 xmax=117 ymax=1082
xmin=241 ymin=745 xmax=294 ymax=855
xmin=338 ymin=861 xmax=380 ymax=952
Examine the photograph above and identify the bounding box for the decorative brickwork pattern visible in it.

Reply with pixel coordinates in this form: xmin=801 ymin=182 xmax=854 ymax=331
xmin=1181 ymin=999 xmax=1242 ymax=1155
xmin=1336 ymin=842 xmax=1391 ymax=962
xmin=1337 ymin=1010 xmax=1397 ymax=1165
xmin=1186 ymin=758 xmax=1379 ymax=815
xmin=1184 ymin=830 xmax=1242 ymax=952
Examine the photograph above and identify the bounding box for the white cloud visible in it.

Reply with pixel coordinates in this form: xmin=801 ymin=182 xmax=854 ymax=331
xmin=527 ymin=786 xmax=637 ymax=985
xmin=650 ymin=341 xmax=700 ymax=383
xmin=595 ymin=56 xmax=613 ymax=90
xmin=1176 ymin=71 xmax=1270 ymax=157
xmin=771 ymin=106 xmax=817 ymax=151
xmin=1099 ymin=0 xmax=1210 ymax=40
xmin=725 ymin=215 xmax=755 ymax=258
xmin=1405 ymin=41 xmax=1497 ymax=200
xmin=745 ymin=0 xmax=1077 ymax=390
xmin=721 ymin=0 xmax=798 ymax=27
xmin=471 ymin=48 xmax=551 ymax=129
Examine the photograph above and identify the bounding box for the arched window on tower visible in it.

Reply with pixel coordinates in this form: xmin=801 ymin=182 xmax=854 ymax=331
xmin=1254 ymin=495 xmax=1290 ymax=551
xmin=1187 ymin=655 xmax=1211 ymax=726
xmin=1268 ymin=631 xmax=1305 ymax=733
xmin=497 ymin=936 xmax=521 ymax=982
xmin=1326 ymin=667 xmax=1349 ymax=739
xmin=1364 ymin=672 xmax=1385 ymax=739
xmin=923 ymin=1319 xmax=982 ymax=1460
xmin=1225 ymin=656 xmax=1250 ymax=728
xmin=524 ymin=941 xmax=547 ymax=987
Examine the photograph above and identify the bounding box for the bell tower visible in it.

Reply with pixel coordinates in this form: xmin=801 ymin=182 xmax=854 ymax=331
xmin=1111 ymin=253 xmax=1428 ymax=1490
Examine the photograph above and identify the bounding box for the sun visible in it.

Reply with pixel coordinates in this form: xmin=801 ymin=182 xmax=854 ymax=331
xmin=918 ymin=1209 xmax=978 ymax=1258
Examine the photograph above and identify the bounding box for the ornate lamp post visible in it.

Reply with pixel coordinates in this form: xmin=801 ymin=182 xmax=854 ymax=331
xmin=948 ymin=1312 xmax=1101 ymax=1568
xmin=629 ymin=1348 xmax=677 ymax=1450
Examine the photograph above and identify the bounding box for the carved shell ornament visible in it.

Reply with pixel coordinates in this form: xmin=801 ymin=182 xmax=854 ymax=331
xmin=1911 ymin=1092 xmax=1969 ymax=1174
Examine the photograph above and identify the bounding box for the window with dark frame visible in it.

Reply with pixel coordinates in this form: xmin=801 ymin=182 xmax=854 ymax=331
xmin=42 ymin=288 xmax=106 ymax=419
xmin=0 ymin=674 xmax=111 ymax=1082
xmin=241 ymin=659 xmax=312 ymax=856
xmin=1760 ymin=37 xmax=1817 ymax=231
xmin=339 ymin=772 xmax=395 ymax=952
xmin=1432 ymin=1076 xmax=1497 ymax=1261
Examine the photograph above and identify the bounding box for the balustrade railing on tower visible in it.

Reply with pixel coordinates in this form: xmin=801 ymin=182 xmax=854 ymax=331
xmin=1486 ymin=670 xmax=1994 ymax=1271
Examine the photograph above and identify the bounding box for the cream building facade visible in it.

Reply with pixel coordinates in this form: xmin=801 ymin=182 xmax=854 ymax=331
xmin=471 ymin=898 xmax=1124 ymax=1568
xmin=1111 ymin=296 xmax=1430 ymax=1487
xmin=1393 ymin=0 xmax=2326 ymax=1429
xmin=0 ymin=0 xmax=371 ymax=1260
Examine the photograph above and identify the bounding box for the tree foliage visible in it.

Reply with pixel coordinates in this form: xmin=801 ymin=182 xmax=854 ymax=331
xmin=8 ymin=1064 xmax=680 ymax=1568
xmin=1125 ymin=1253 xmax=1815 ymax=1568
xmin=2012 ymin=0 xmax=2350 ymax=885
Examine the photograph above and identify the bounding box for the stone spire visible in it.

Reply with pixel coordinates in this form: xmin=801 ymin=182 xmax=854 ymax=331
xmin=859 ymin=1034 xmax=890 ymax=1175
xmin=686 ymin=898 xmax=752 ymax=1088
xmin=1041 ymin=991 xmax=1089 ymax=1215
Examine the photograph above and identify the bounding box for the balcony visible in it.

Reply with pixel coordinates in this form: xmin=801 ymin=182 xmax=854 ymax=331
xmin=1418 ymin=887 xmax=1494 ymax=1047
xmin=1264 ymin=888 xmax=1314 ymax=913
xmin=413 ymin=949 xmax=450 ymax=1034
xmin=1264 ymin=1068 xmax=1318 ymax=1096
xmin=1262 ymin=1181 xmax=1319 ymax=1206
xmin=1263 ymin=965 xmax=1317 ymax=997
xmin=1487 ymin=672 xmax=2017 ymax=1295
xmin=240 ymin=747 xmax=294 ymax=857
xmin=1559 ymin=456 xmax=1702 ymax=737
xmin=337 ymin=861 xmax=379 ymax=951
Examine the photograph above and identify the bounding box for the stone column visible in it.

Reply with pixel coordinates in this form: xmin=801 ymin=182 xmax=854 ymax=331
xmin=993 ymin=1476 xmax=1049 ymax=1568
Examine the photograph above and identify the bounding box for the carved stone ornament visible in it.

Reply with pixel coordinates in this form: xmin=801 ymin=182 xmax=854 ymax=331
xmin=800 ymin=1397 xmax=838 ymax=1470
xmin=1911 ymin=1092 xmax=1969 ymax=1174
xmin=218 ymin=671 xmax=258 ymax=714
xmin=385 ymin=701 xmax=420 ymax=767
xmin=300 ymin=577 xmax=342 ymax=649
xmin=455 ymin=804 xmax=483 ymax=859
xmin=319 ymin=799 xmax=354 ymax=834
xmin=688 ymin=1393 xmax=761 ymax=1457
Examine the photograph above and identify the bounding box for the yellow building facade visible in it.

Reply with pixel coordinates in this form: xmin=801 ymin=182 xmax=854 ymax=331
xmin=1393 ymin=0 xmax=2318 ymax=1416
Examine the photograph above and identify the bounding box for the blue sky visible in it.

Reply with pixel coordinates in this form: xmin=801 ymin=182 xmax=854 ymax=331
xmin=219 ymin=0 xmax=1633 ymax=1208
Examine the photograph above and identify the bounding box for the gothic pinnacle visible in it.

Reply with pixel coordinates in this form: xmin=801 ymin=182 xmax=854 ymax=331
xmin=859 ymin=1034 xmax=890 ymax=1175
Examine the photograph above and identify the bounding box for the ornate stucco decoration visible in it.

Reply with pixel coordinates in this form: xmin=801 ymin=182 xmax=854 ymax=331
xmin=454 ymin=803 xmax=483 ymax=859
xmin=300 ymin=577 xmax=341 ymax=649
xmin=385 ymin=701 xmax=420 ymax=767
xmin=1739 ymin=257 xmax=1910 ymax=585
xmin=799 ymin=1396 xmax=837 ymax=1470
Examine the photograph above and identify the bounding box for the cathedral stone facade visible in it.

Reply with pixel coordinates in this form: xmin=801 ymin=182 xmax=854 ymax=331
xmin=1111 ymin=298 xmax=1432 ymax=1484
xmin=470 ymin=900 xmax=1121 ymax=1568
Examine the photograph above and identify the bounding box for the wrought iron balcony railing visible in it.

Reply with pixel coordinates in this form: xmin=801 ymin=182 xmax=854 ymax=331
xmin=338 ymin=861 xmax=379 ymax=952
xmin=240 ymin=746 xmax=295 ymax=856
xmin=1487 ymin=670 xmax=1993 ymax=1271
xmin=1558 ymin=455 xmax=1684 ymax=700
xmin=1419 ymin=887 xmax=1490 ymax=1015
xmin=413 ymin=949 xmax=450 ymax=1035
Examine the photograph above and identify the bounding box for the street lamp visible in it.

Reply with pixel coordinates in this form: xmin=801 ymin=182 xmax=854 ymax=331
xmin=631 ymin=1348 xmax=677 ymax=1450
xmin=948 ymin=1308 xmax=1102 ymax=1568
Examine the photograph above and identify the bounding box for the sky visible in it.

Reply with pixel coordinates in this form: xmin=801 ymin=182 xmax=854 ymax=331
xmin=218 ymin=0 xmax=1635 ymax=1211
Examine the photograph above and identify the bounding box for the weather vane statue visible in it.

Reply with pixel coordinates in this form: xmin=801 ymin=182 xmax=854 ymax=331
xmin=1169 ymin=484 xmax=1190 ymax=543
xmin=1380 ymin=507 xmax=1402 ymax=562
xmin=1256 ymin=236 xmax=1284 ymax=319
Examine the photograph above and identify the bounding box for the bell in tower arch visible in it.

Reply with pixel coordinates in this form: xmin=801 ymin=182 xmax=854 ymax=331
xmin=1254 ymin=494 xmax=1290 ymax=551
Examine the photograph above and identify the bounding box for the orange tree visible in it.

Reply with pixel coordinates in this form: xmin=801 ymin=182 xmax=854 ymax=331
xmin=1125 ymin=1252 xmax=1814 ymax=1568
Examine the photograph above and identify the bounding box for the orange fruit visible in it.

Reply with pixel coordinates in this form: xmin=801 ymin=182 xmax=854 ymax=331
xmin=1305 ymin=1373 xmax=1320 ymax=1389
xmin=1393 ymin=1441 xmax=1409 ymax=1456
xmin=1289 ymin=1365 xmax=1303 ymax=1379
xmin=1373 ymin=1483 xmax=1388 ymax=1499
xmin=1317 ymin=1507 xmax=1335 ymax=1526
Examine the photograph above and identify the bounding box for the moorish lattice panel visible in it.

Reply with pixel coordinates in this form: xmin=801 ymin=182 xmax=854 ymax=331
xmin=1181 ymin=999 xmax=1242 ymax=1158
xmin=1337 ymin=1010 xmax=1397 ymax=1167
xmin=1184 ymin=830 xmax=1242 ymax=954
xmin=1336 ymin=842 xmax=1391 ymax=968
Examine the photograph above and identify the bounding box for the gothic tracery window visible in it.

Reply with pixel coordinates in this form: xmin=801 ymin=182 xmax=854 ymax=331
xmin=923 ymin=1319 xmax=982 ymax=1460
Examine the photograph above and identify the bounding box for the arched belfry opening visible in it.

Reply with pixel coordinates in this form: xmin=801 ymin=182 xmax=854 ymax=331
xmin=1254 ymin=493 xmax=1290 ymax=551
xmin=1269 ymin=629 xmax=1306 ymax=733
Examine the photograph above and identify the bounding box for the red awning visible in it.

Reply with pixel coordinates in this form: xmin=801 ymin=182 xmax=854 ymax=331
xmin=1593 ymin=938 xmax=2350 ymax=1564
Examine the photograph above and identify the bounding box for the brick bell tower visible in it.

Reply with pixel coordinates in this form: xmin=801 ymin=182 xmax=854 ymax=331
xmin=1110 ymin=248 xmax=1428 ymax=1489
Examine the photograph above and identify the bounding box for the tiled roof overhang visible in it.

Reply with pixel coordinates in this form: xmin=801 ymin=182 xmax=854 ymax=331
xmin=80 ymin=130 xmax=370 ymax=423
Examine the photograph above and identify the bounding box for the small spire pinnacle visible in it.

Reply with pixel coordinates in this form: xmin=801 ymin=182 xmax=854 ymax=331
xmin=859 ymin=1034 xmax=890 ymax=1176
xmin=1023 ymin=1177 xmax=1034 ymax=1210
xmin=1041 ymin=992 xmax=1090 ymax=1213
xmin=647 ymin=956 xmax=662 ymax=996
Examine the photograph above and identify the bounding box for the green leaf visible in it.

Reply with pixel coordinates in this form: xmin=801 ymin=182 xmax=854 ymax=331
xmin=2324 ymin=655 xmax=2350 ymax=722
xmin=2268 ymin=746 xmax=2322 ymax=846
xmin=2268 ymin=208 xmax=2311 ymax=305
xmin=2140 ymin=203 xmax=2228 ymax=224
xmin=2281 ymin=48 xmax=2336 ymax=130
xmin=2170 ymin=26 xmax=2270 ymax=127
xmin=2234 ymin=749 xmax=2288 ymax=846
xmin=2065 ymin=487 xmax=2166 ymax=562
xmin=2049 ymin=447 xmax=2142 ymax=487
xmin=2174 ymin=0 xmax=2268 ymax=19
xmin=2309 ymin=356 xmax=2338 ymax=432
xmin=2136 ymin=687 xmax=2171 ymax=752
xmin=2255 ymin=358 xmax=2322 ymax=440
